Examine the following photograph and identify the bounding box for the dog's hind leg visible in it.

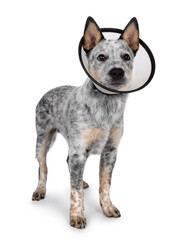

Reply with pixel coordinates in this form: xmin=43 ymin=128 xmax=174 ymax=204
xmin=83 ymin=180 xmax=89 ymax=189
xmin=32 ymin=98 xmax=57 ymax=201
xmin=32 ymin=128 xmax=57 ymax=201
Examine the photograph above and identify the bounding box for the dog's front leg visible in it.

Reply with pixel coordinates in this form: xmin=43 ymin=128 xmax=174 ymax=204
xmin=69 ymin=150 xmax=87 ymax=229
xmin=99 ymin=127 xmax=123 ymax=218
xmin=99 ymin=148 xmax=121 ymax=218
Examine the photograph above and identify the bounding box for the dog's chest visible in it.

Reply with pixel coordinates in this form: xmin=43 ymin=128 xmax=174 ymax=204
xmin=86 ymin=94 xmax=125 ymax=126
xmin=79 ymin=96 xmax=125 ymax=154
xmin=80 ymin=126 xmax=109 ymax=154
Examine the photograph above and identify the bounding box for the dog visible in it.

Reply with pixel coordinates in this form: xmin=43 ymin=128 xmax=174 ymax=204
xmin=32 ymin=16 xmax=139 ymax=229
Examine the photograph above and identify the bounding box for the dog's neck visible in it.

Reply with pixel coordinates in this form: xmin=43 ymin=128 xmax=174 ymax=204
xmin=93 ymin=82 xmax=119 ymax=95
xmin=81 ymin=79 xmax=127 ymax=101
xmin=78 ymin=79 xmax=127 ymax=125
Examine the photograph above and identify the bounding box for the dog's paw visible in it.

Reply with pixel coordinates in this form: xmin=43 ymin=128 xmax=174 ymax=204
xmin=70 ymin=216 xmax=86 ymax=229
xmin=32 ymin=189 xmax=46 ymax=201
xmin=83 ymin=181 xmax=89 ymax=189
xmin=101 ymin=203 xmax=121 ymax=218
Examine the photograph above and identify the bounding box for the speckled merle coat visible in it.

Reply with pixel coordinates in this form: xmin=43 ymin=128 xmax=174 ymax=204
xmin=32 ymin=16 xmax=139 ymax=229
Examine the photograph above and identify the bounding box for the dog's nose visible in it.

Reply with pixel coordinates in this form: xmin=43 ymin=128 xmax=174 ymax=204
xmin=109 ymin=68 xmax=124 ymax=80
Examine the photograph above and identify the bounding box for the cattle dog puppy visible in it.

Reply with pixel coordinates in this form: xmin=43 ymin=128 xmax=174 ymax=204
xmin=32 ymin=16 xmax=139 ymax=229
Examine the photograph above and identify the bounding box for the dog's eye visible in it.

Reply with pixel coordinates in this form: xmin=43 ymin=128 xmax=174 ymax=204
xmin=122 ymin=54 xmax=130 ymax=61
xmin=97 ymin=54 xmax=107 ymax=61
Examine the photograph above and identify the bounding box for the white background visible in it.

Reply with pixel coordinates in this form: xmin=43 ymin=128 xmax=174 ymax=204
xmin=0 ymin=0 xmax=180 ymax=239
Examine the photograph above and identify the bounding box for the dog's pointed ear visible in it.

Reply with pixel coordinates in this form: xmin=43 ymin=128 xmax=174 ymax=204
xmin=120 ymin=17 xmax=139 ymax=53
xmin=83 ymin=16 xmax=104 ymax=52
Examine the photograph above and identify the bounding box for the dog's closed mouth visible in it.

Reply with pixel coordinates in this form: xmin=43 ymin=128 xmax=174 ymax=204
xmin=110 ymin=79 xmax=126 ymax=86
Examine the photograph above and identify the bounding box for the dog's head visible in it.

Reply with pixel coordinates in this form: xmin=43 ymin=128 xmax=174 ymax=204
xmin=83 ymin=17 xmax=139 ymax=90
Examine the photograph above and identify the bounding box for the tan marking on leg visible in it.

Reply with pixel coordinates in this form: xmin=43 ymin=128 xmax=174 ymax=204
xmin=109 ymin=127 xmax=123 ymax=148
xmin=32 ymin=156 xmax=47 ymax=201
xmin=38 ymin=158 xmax=47 ymax=188
xmin=99 ymin=166 xmax=121 ymax=218
xmin=99 ymin=166 xmax=111 ymax=206
xmin=38 ymin=128 xmax=56 ymax=159
xmin=70 ymin=184 xmax=86 ymax=229
xmin=70 ymin=187 xmax=83 ymax=216
xmin=80 ymin=127 xmax=103 ymax=148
